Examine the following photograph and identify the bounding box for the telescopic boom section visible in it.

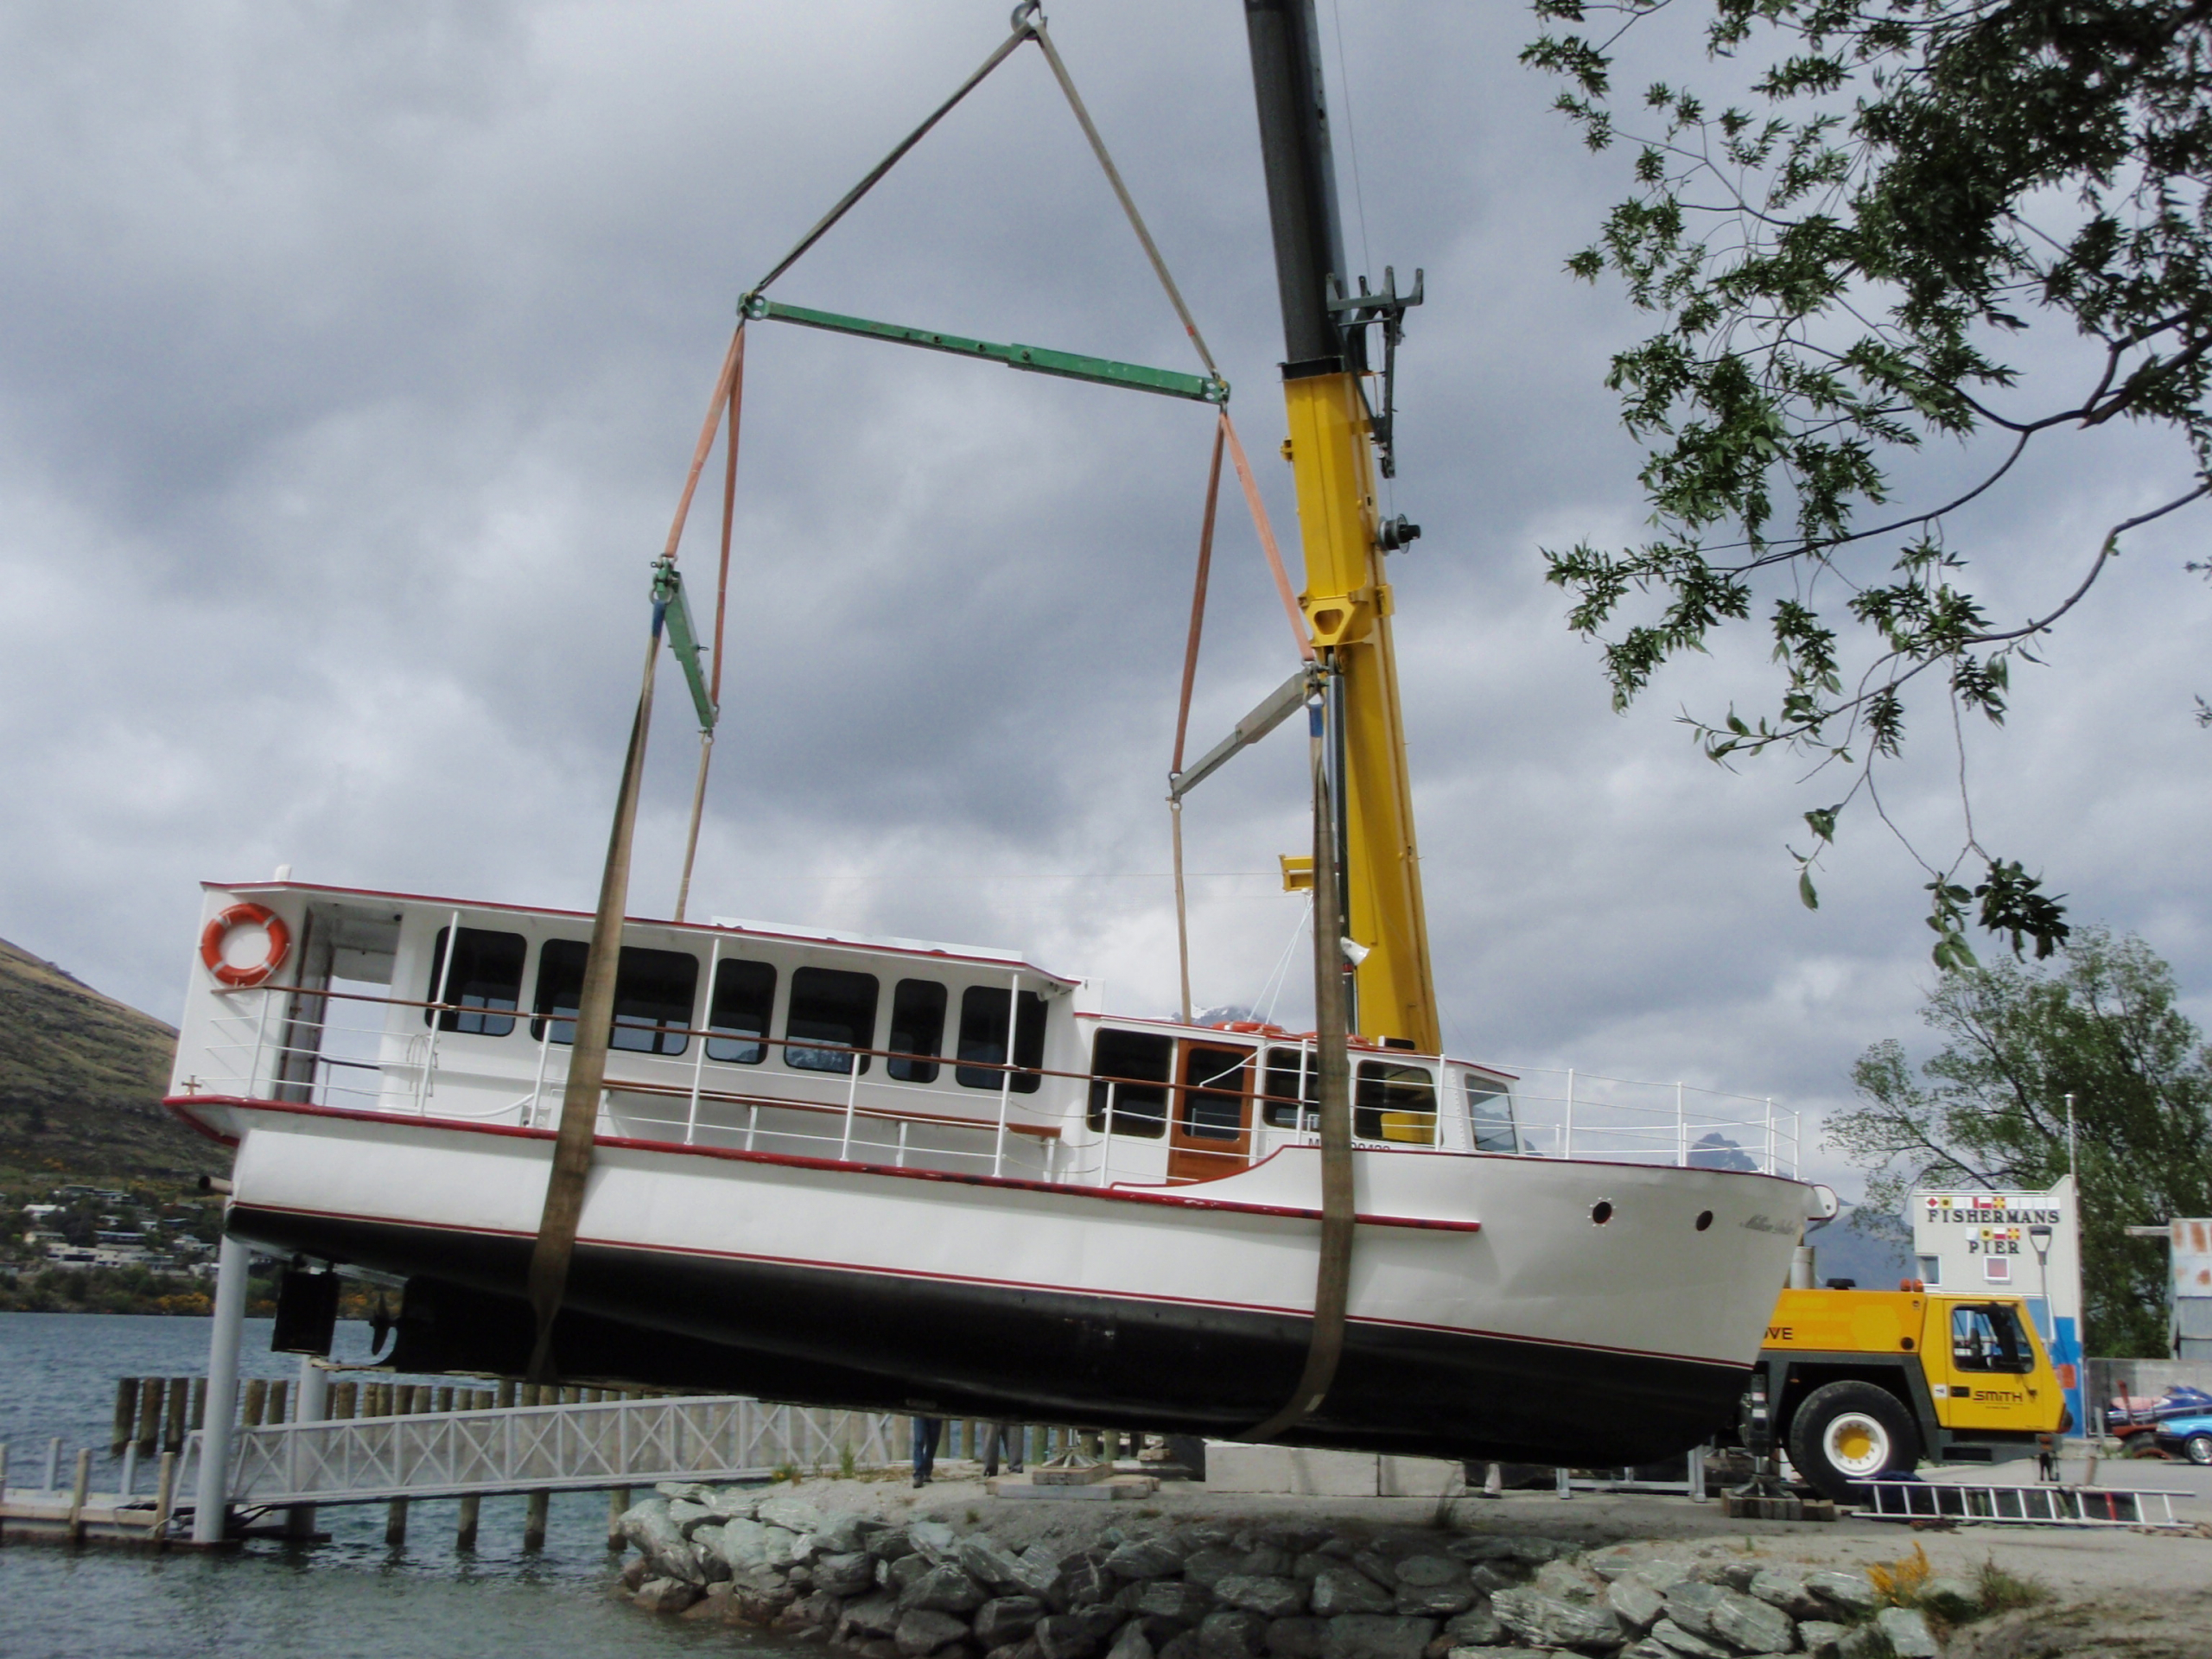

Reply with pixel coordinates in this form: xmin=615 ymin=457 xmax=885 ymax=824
xmin=1243 ymin=0 xmax=1439 ymax=1054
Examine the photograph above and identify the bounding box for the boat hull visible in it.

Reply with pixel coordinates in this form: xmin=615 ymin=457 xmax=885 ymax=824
xmin=176 ymin=1095 xmax=1812 ymax=1466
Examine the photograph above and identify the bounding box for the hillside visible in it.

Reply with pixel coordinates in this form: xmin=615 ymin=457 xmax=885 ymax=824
xmin=0 ymin=935 xmax=210 ymax=1187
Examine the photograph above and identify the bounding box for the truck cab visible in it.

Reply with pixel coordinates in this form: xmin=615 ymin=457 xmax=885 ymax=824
xmin=1753 ymin=1287 xmax=2068 ymax=1500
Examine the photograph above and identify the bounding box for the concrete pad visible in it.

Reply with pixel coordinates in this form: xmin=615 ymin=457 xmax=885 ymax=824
xmin=1204 ymin=1443 xmax=1380 ymax=1496
xmin=1378 ymin=1456 xmax=1460 ymax=1497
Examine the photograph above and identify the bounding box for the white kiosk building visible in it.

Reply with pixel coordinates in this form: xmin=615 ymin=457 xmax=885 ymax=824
xmin=1912 ymin=1176 xmax=2084 ymax=1428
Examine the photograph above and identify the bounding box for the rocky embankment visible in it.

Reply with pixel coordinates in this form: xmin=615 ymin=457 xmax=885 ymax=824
xmin=614 ymin=1486 xmax=1991 ymax=1658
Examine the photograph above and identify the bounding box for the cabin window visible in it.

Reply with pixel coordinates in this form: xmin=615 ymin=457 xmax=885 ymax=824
xmin=705 ymin=958 xmax=776 ymax=1064
xmin=956 ymin=986 xmax=1046 ymax=1093
xmin=1087 ymin=1029 xmax=1171 ymax=1135
xmin=1465 ymin=1076 xmax=1519 ymax=1153
xmin=1355 ymin=1060 xmax=1437 ymax=1144
xmin=1262 ymin=1046 xmax=1318 ymax=1128
xmin=785 ymin=968 xmax=878 ymax=1074
xmin=1182 ymin=1046 xmax=1252 ymax=1141
xmin=887 ymin=979 xmax=947 ymax=1084
xmin=1950 ymin=1305 xmax=2035 ymax=1374
xmin=610 ymin=948 xmax=698 ymax=1056
xmin=422 ymin=927 xmax=525 ymax=1036
xmin=529 ymin=940 xmax=698 ymax=1054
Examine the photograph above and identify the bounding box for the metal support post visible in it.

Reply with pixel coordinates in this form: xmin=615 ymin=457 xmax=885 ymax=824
xmin=192 ymin=1235 xmax=251 ymax=1544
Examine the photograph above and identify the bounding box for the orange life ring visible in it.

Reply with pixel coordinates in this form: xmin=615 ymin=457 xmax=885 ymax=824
xmin=200 ymin=902 xmax=291 ymax=988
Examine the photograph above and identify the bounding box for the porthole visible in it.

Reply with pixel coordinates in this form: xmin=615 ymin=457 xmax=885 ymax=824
xmin=1591 ymin=1200 xmax=1613 ymax=1225
xmin=1695 ymin=1210 xmax=1713 ymax=1231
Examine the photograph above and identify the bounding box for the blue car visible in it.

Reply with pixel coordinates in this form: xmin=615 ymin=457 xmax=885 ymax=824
xmin=2152 ymin=1412 xmax=2212 ymax=1465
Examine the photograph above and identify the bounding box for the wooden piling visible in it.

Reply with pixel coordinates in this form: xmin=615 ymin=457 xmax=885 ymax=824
xmin=384 ymin=1389 xmax=414 ymax=1547
xmin=435 ymin=1386 xmax=454 ymax=1414
xmin=523 ymin=1487 xmax=550 ymax=1551
xmin=607 ymin=1488 xmax=628 ymax=1550
xmin=0 ymin=1442 xmax=10 ymax=1547
xmin=454 ymin=1491 xmax=480 ymax=1550
xmin=111 ymin=1377 xmax=137 ymax=1456
xmin=135 ymin=1376 xmax=164 ymax=1455
xmin=163 ymin=1376 xmax=189 ymax=1452
xmin=242 ymin=1377 xmax=269 ymax=1428
xmin=67 ymin=1449 xmax=90 ymax=1546
xmin=330 ymin=1381 xmax=357 ymax=1420
xmin=497 ymin=1378 xmax=517 ymax=1409
xmin=188 ymin=1376 xmax=207 ymax=1433
xmin=267 ymin=1378 xmax=289 ymax=1425
xmin=152 ymin=1452 xmax=177 ymax=1550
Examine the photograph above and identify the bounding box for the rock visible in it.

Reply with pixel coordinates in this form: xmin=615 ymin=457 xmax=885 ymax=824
xmin=815 ymin=1514 xmax=870 ymax=1554
xmin=758 ymin=1495 xmax=824 ymax=1535
xmin=1800 ymin=1573 xmax=1877 ymax=1618
xmin=1620 ymin=1643 xmax=1677 ymax=1659
xmin=1320 ymin=1615 xmax=1438 ymax=1659
xmin=1834 ymin=1630 xmax=1886 ymax=1659
xmin=1260 ymin=1526 xmax=1333 ymax=1555
xmin=904 ymin=1567 xmax=989 ymax=1616
xmin=1187 ymin=1549 xmax=1255 ymax=1590
xmin=1693 ymin=1563 xmax=1762 ymax=1594
xmin=1036 ymin=1614 xmax=1109 ymax=1659
xmin=1310 ymin=1567 xmax=1395 ymax=1618
xmin=1011 ymin=1547 xmax=1068 ymax=1600
xmin=1351 ymin=1551 xmax=1401 ymax=1592
xmin=1794 ymin=1624 xmax=1843 ymax=1659
xmin=1582 ymin=1547 xmax=1648 ymax=1583
xmin=1605 ymin=1578 xmax=1666 ymax=1635
xmin=1217 ymin=1578 xmax=1309 ymax=1620
xmin=1267 ymin=1617 xmax=1331 ymax=1658
xmin=1438 ymin=1605 xmax=1503 ymax=1649
xmin=890 ymin=1554 xmax=939 ymax=1594
xmin=976 ymin=1598 xmax=1048 ymax=1648
xmin=621 ymin=1555 xmax=652 ymax=1592
xmin=844 ymin=1595 xmax=906 ymax=1638
xmin=1393 ymin=1585 xmax=1475 ymax=1619
xmin=1465 ymin=1565 xmax=1518 ymax=1596
xmin=682 ymin=1583 xmax=733 ymax=1621
xmin=821 ymin=1553 xmax=884 ymax=1598
xmin=620 ymin=1500 xmax=706 ymax=1586
xmin=856 ymin=1643 xmax=904 ymax=1659
xmin=1873 ymin=1608 xmax=1938 ymax=1659
xmin=1107 ymin=1626 xmax=1156 ymax=1659
xmin=1532 ymin=1560 xmax=1599 ymax=1604
xmin=1240 ymin=1548 xmax=1296 ymax=1579
xmin=963 ymin=1538 xmax=1031 ymax=1592
xmin=1746 ymin=1573 xmax=1823 ymax=1623
xmin=1158 ymin=1635 xmax=1203 ymax=1659
xmin=1132 ymin=1581 xmax=1219 ymax=1624
xmin=1109 ymin=1537 xmax=1192 ymax=1580
xmin=1623 ymin=1565 xmax=1694 ymax=1597
xmin=1503 ymin=1538 xmax=1574 ymax=1565
xmin=875 ymin=1530 xmax=921 ymax=1563
xmin=1708 ymin=1590 xmax=1796 ymax=1655
xmin=711 ymin=1486 xmax=760 ymax=1521
xmin=1443 ymin=1539 xmax=1519 ymax=1564
xmin=1662 ymin=1584 xmax=1727 ymax=1640
xmin=1394 ymin=1558 xmax=1471 ymax=1592
xmin=910 ymin=1522 xmax=960 ymax=1564
xmin=1053 ymin=1552 xmax=1120 ymax=1611
xmin=788 ymin=1590 xmax=844 ymax=1630
xmin=1490 ymin=1588 xmax=1624 ymax=1651
xmin=899 ymin=1609 xmax=975 ymax=1657
xmin=669 ymin=1499 xmax=717 ymax=1535
xmin=729 ymin=1562 xmax=799 ymax=1622
xmin=1198 ymin=1611 xmax=1270 ymax=1659
xmin=1648 ymin=1620 xmax=1731 ymax=1659
xmin=636 ymin=1576 xmax=703 ymax=1615
xmin=657 ymin=1480 xmax=716 ymax=1503
xmin=760 ymin=1526 xmax=803 ymax=1569
xmin=789 ymin=1564 xmax=816 ymax=1592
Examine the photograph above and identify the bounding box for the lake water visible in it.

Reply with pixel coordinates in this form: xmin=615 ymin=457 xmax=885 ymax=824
xmin=0 ymin=1313 xmax=786 ymax=1659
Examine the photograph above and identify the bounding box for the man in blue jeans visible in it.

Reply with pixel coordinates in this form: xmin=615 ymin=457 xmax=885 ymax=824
xmin=911 ymin=1416 xmax=943 ymax=1487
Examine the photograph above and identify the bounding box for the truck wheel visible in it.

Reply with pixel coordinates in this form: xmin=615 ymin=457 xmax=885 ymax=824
xmin=1788 ymin=1380 xmax=1919 ymax=1502
xmin=2185 ymin=1433 xmax=2212 ymax=1466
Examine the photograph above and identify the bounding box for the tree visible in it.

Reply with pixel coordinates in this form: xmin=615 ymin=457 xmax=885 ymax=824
xmin=1828 ymin=928 xmax=2212 ymax=1357
xmin=1523 ymin=0 xmax=2212 ymax=965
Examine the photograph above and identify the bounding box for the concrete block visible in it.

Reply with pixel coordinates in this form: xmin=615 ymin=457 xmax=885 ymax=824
xmin=1376 ymin=1456 xmax=1459 ymax=1497
xmin=1202 ymin=1444 xmax=1377 ymax=1497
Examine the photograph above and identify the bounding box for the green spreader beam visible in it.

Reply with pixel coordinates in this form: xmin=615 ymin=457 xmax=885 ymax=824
xmin=741 ymin=296 xmax=1229 ymax=405
xmin=651 ymin=558 xmax=717 ymax=733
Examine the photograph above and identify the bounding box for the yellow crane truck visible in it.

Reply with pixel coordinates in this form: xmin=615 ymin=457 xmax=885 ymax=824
xmin=1750 ymin=1286 xmax=2072 ymax=1500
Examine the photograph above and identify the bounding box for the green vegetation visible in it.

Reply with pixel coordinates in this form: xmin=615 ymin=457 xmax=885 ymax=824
xmin=1830 ymin=928 xmax=2212 ymax=1355
xmin=1524 ymin=0 xmax=2212 ymax=958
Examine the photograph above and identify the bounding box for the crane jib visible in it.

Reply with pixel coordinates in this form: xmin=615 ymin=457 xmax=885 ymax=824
xmin=741 ymin=296 xmax=1229 ymax=405
xmin=650 ymin=558 xmax=717 ymax=734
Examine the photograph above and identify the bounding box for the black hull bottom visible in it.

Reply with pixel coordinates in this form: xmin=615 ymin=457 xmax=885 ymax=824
xmin=235 ymin=1204 xmax=1743 ymax=1466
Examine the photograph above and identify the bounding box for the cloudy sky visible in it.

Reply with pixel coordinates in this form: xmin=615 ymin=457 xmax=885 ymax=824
xmin=2 ymin=1 xmax=2204 ymax=1198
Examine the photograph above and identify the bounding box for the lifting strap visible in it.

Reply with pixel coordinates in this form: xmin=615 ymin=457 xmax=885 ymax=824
xmin=1168 ymin=424 xmax=1226 ymax=1022
xmin=676 ymin=326 xmax=747 ymax=922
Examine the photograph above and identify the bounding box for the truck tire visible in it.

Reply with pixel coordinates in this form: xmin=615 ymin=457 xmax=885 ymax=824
xmin=1788 ymin=1379 xmax=1919 ymax=1501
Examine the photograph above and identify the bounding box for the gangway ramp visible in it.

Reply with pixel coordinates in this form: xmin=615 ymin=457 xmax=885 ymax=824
xmin=200 ymin=1393 xmax=902 ymax=1509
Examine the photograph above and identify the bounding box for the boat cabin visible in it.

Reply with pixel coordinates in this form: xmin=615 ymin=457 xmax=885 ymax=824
xmin=172 ymin=880 xmax=1524 ymax=1188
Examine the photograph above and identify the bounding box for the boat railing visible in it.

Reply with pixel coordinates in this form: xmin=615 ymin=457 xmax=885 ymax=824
xmin=181 ymin=983 xmax=1799 ymax=1182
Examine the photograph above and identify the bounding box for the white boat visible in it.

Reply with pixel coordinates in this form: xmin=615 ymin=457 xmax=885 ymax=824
xmin=167 ymin=3 xmax=1823 ymax=1470
xmin=168 ymin=879 xmax=1815 ymax=1465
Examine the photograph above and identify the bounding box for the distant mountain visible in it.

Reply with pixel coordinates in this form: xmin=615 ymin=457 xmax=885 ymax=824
xmin=0 ymin=937 xmax=208 ymax=1187
xmin=1808 ymin=1205 xmax=1916 ymax=1289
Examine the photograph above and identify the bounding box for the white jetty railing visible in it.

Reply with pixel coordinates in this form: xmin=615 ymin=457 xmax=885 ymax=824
xmin=192 ymin=1395 xmax=901 ymax=1509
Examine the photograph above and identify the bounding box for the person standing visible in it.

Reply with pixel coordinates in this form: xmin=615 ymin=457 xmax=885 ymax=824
xmin=911 ymin=1415 xmax=943 ymax=1487
xmin=980 ymin=1421 xmax=1024 ymax=1477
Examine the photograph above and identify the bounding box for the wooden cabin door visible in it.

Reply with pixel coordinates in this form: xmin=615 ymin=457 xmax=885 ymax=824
xmin=1167 ymin=1042 xmax=1254 ymax=1183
